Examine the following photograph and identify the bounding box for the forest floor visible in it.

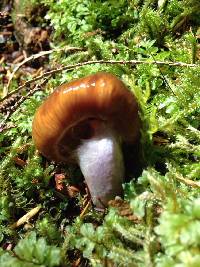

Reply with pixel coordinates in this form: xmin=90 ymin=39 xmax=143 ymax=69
xmin=0 ymin=1 xmax=200 ymax=267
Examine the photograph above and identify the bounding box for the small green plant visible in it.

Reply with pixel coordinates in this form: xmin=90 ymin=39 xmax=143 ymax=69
xmin=155 ymin=198 xmax=200 ymax=267
xmin=0 ymin=232 xmax=61 ymax=267
xmin=0 ymin=0 xmax=199 ymax=266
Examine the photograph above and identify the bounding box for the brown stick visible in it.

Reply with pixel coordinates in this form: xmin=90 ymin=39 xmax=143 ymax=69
xmin=5 ymin=46 xmax=85 ymax=94
xmin=10 ymin=205 xmax=41 ymax=229
xmin=80 ymin=201 xmax=91 ymax=219
xmin=0 ymin=78 xmax=49 ymax=133
xmin=1 ymin=58 xmax=199 ymax=106
xmin=176 ymin=174 xmax=200 ymax=188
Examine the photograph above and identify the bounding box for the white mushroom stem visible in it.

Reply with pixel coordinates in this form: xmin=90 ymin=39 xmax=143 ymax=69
xmin=76 ymin=128 xmax=124 ymax=209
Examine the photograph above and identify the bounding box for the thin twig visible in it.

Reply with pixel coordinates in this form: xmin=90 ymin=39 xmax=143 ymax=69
xmin=80 ymin=201 xmax=91 ymax=218
xmin=176 ymin=174 xmax=200 ymax=188
xmin=150 ymin=53 xmax=176 ymax=96
xmin=0 ymin=78 xmax=49 ymax=133
xmin=15 ymin=59 xmax=200 ymax=91
xmin=5 ymin=78 xmax=48 ymax=120
xmin=1 ymin=58 xmax=199 ymax=106
xmin=5 ymin=46 xmax=85 ymax=94
xmin=10 ymin=205 xmax=41 ymax=229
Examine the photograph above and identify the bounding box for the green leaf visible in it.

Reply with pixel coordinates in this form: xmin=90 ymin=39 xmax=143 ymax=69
xmin=0 ymin=232 xmax=61 ymax=267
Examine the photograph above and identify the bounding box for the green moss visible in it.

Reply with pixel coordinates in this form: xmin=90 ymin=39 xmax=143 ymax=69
xmin=0 ymin=0 xmax=199 ymax=266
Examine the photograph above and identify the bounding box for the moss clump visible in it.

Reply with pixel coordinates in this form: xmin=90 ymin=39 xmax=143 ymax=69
xmin=0 ymin=0 xmax=200 ymax=266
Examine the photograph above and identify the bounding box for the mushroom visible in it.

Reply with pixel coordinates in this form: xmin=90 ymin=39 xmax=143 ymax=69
xmin=32 ymin=72 xmax=140 ymax=208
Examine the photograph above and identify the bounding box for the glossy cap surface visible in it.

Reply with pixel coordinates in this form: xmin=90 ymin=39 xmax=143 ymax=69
xmin=32 ymin=72 xmax=140 ymax=162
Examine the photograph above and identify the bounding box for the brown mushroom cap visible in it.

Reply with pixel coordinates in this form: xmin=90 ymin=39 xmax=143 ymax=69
xmin=32 ymin=72 xmax=140 ymax=162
